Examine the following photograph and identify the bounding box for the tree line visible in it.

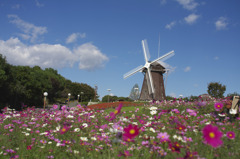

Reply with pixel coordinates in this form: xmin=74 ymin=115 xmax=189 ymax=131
xmin=0 ymin=54 xmax=95 ymax=110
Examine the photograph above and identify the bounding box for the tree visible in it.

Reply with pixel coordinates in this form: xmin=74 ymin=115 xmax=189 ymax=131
xmin=129 ymin=84 xmax=140 ymax=101
xmin=207 ymin=82 xmax=226 ymax=98
xmin=227 ymin=92 xmax=240 ymax=97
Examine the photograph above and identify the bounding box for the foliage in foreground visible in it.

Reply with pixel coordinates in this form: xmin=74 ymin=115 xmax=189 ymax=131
xmin=0 ymin=99 xmax=240 ymax=159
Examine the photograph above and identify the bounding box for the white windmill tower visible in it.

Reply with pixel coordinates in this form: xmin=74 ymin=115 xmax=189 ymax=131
xmin=123 ymin=39 xmax=175 ymax=101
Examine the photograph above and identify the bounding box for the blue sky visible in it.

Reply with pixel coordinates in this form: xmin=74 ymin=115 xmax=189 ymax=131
xmin=0 ymin=0 xmax=239 ymax=99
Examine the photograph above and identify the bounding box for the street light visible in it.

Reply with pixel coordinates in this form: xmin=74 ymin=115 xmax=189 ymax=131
xmin=107 ymin=89 xmax=111 ymax=103
xmin=43 ymin=92 xmax=48 ymax=110
xmin=68 ymin=93 xmax=71 ymax=106
xmin=77 ymin=94 xmax=80 ymax=103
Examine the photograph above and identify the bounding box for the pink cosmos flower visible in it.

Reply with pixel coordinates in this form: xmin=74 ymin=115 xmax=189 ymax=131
xmin=53 ymin=104 xmax=58 ymax=110
xmin=214 ymin=102 xmax=223 ymax=111
xmin=202 ymin=124 xmax=223 ymax=148
xmin=118 ymin=150 xmax=132 ymax=157
xmin=226 ymin=131 xmax=235 ymax=139
xmin=61 ymin=105 xmax=67 ymax=110
xmin=186 ymin=108 xmax=197 ymax=116
xmin=157 ymin=132 xmax=170 ymax=142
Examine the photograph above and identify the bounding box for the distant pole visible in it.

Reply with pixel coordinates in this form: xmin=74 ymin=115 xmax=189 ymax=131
xmin=43 ymin=92 xmax=48 ymax=110
xmin=81 ymin=92 xmax=84 ymax=103
xmin=68 ymin=93 xmax=71 ymax=106
xmin=107 ymin=89 xmax=111 ymax=103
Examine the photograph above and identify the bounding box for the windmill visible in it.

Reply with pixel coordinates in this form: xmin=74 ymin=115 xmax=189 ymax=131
xmin=123 ymin=39 xmax=175 ymax=101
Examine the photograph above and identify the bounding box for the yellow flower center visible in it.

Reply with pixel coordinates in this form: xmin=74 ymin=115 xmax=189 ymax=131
xmin=62 ymin=128 xmax=66 ymax=132
xmin=130 ymin=129 xmax=135 ymax=134
xmin=229 ymin=134 xmax=232 ymax=137
xmin=114 ymin=110 xmax=118 ymax=114
xmin=162 ymin=136 xmax=165 ymax=138
xmin=209 ymin=132 xmax=215 ymax=138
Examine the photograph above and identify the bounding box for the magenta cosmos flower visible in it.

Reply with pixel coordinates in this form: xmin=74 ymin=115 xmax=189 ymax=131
xmin=123 ymin=124 xmax=140 ymax=139
xmin=202 ymin=124 xmax=223 ymax=148
xmin=226 ymin=131 xmax=235 ymax=139
xmin=60 ymin=126 xmax=70 ymax=134
xmin=109 ymin=103 xmax=123 ymax=121
xmin=214 ymin=102 xmax=223 ymax=111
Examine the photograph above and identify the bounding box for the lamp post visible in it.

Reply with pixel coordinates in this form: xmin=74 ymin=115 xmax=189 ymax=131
xmin=81 ymin=92 xmax=84 ymax=103
xmin=68 ymin=93 xmax=71 ymax=106
xmin=107 ymin=89 xmax=111 ymax=103
xmin=43 ymin=92 xmax=48 ymax=110
xmin=77 ymin=94 xmax=80 ymax=103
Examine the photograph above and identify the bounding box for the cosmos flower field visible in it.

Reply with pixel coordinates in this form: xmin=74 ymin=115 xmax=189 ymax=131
xmin=0 ymin=100 xmax=239 ymax=159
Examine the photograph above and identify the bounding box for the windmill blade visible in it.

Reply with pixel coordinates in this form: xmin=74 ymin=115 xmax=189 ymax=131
xmin=123 ymin=65 xmax=144 ymax=79
xmin=142 ymin=39 xmax=151 ymax=62
xmin=147 ymin=67 xmax=155 ymax=94
xmin=150 ymin=50 xmax=175 ymax=65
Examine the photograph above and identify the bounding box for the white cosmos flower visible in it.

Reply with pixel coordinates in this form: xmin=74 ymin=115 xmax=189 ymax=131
xmin=150 ymin=110 xmax=157 ymax=115
xmin=56 ymin=143 xmax=61 ymax=147
xmin=26 ymin=128 xmax=31 ymax=131
xmin=89 ymin=115 xmax=95 ymax=118
xmin=149 ymin=106 xmax=158 ymax=111
xmin=80 ymin=137 xmax=88 ymax=141
xmin=132 ymin=122 xmax=138 ymax=125
xmin=42 ymin=123 xmax=47 ymax=127
xmin=149 ymin=127 xmax=155 ymax=133
xmin=162 ymin=126 xmax=166 ymax=130
xmin=205 ymin=122 xmax=211 ymax=125
xmin=40 ymin=132 xmax=48 ymax=135
xmin=91 ymin=137 xmax=97 ymax=140
xmin=149 ymin=117 xmax=154 ymax=120
xmin=67 ymin=115 xmax=74 ymax=119
xmin=74 ymin=128 xmax=80 ymax=132
xmin=74 ymin=150 xmax=79 ymax=154
xmin=82 ymin=123 xmax=88 ymax=128
xmin=25 ymin=133 xmax=30 ymax=136
xmin=56 ymin=125 xmax=61 ymax=131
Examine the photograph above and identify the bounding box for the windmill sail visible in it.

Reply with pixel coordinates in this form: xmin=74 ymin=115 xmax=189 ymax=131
xmin=151 ymin=50 xmax=175 ymax=65
xmin=142 ymin=39 xmax=151 ymax=62
xmin=123 ymin=65 xmax=144 ymax=79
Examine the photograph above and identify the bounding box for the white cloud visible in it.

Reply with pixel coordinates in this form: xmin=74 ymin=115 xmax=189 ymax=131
xmin=184 ymin=66 xmax=191 ymax=72
xmin=0 ymin=38 xmax=108 ymax=71
xmin=35 ymin=0 xmax=44 ymax=7
xmin=66 ymin=33 xmax=86 ymax=44
xmin=176 ymin=0 xmax=198 ymax=10
xmin=184 ymin=13 xmax=200 ymax=24
xmin=169 ymin=93 xmax=176 ymax=98
xmin=165 ymin=21 xmax=176 ymax=29
xmin=194 ymin=84 xmax=199 ymax=87
xmin=215 ymin=17 xmax=228 ymax=30
xmin=74 ymin=43 xmax=109 ymax=71
xmin=160 ymin=0 xmax=167 ymax=5
xmin=8 ymin=14 xmax=47 ymax=43
xmin=12 ymin=4 xmax=20 ymax=9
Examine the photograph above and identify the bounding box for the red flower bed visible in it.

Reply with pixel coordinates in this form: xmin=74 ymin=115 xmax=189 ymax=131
xmin=87 ymin=101 xmax=144 ymax=110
